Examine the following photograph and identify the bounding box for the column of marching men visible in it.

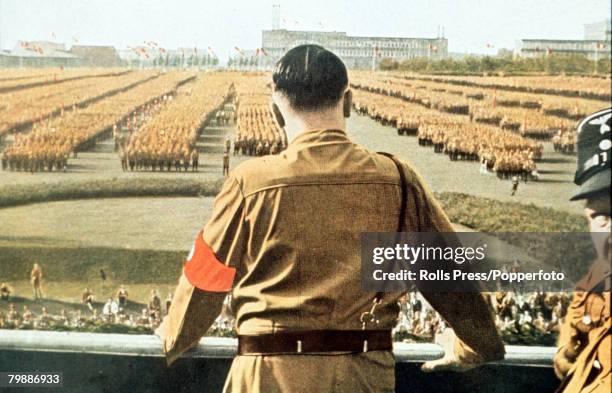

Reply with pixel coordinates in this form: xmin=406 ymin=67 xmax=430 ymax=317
xmin=353 ymin=89 xmax=543 ymax=181
xmin=3 ymin=71 xmax=599 ymax=175
xmin=118 ymin=74 xmax=234 ymax=173
xmin=1 ymin=72 xmax=195 ymax=172
xmin=0 ymin=71 xmax=158 ymax=137
xmin=232 ymin=75 xmax=287 ymax=157
xmin=350 ymin=71 xmax=589 ymax=152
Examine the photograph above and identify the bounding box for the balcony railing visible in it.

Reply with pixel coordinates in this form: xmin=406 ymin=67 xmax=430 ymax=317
xmin=0 ymin=329 xmax=560 ymax=393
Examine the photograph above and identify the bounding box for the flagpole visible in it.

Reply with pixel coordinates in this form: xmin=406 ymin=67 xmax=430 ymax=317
xmin=0 ymin=0 xmax=3 ymax=52
xmin=594 ymin=43 xmax=599 ymax=75
xmin=372 ymin=46 xmax=375 ymax=71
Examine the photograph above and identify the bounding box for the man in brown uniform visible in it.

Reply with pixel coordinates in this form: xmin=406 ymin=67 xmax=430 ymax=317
xmin=554 ymin=108 xmax=611 ymax=393
xmin=157 ymin=45 xmax=504 ymax=392
xmin=31 ymin=263 xmax=43 ymax=300
xmin=222 ymin=151 xmax=230 ymax=176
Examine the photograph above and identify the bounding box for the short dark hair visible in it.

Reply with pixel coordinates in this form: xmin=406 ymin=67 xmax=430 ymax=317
xmin=272 ymin=44 xmax=348 ymax=111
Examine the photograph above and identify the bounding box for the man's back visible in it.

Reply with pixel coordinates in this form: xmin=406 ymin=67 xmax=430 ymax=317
xmin=160 ymin=44 xmax=504 ymax=393
xmin=214 ymin=128 xmax=420 ymax=392
xmin=227 ymin=128 xmax=405 ymax=334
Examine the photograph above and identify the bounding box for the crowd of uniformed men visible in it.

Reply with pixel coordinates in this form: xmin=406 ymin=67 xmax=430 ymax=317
xmin=0 ymin=72 xmax=578 ymax=179
xmin=117 ymin=75 xmax=232 ymax=172
xmin=0 ymin=71 xmax=194 ymax=173
xmin=232 ymin=77 xmax=287 ymax=157
xmin=552 ymin=130 xmax=577 ymax=155
xmin=394 ymin=289 xmax=569 ymax=345
xmin=234 ymin=104 xmax=286 ymax=156
xmin=353 ymin=89 xmax=543 ymax=180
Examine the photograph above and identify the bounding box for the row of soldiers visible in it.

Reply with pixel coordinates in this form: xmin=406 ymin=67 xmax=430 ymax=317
xmin=416 ymin=122 xmax=542 ymax=179
xmin=1 ymin=139 xmax=72 ymax=172
xmin=552 ymin=130 xmax=577 ymax=155
xmin=118 ymin=145 xmax=199 ymax=172
xmin=232 ymin=76 xmax=287 ymax=157
xmin=233 ymin=138 xmax=284 ymax=157
xmin=490 ymin=150 xmax=538 ymax=180
xmin=234 ymin=105 xmax=286 ymax=157
xmin=352 ymin=72 xmax=579 ymax=143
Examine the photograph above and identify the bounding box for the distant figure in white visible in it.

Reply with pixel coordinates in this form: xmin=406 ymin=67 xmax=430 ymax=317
xmin=102 ymin=297 xmax=119 ymax=323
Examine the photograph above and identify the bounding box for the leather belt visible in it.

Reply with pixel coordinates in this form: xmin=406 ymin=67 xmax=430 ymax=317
xmin=237 ymin=329 xmax=392 ymax=355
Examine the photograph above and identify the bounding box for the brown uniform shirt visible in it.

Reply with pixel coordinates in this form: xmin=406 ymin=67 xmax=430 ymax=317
xmin=166 ymin=129 xmax=503 ymax=391
xmin=556 ymin=259 xmax=611 ymax=393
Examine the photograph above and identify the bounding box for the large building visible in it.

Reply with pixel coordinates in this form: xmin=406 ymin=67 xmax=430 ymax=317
xmin=515 ymin=19 xmax=611 ymax=60
xmin=0 ymin=41 xmax=80 ymax=67
xmin=584 ymin=18 xmax=612 ymax=41
xmin=261 ymin=29 xmax=448 ymax=69
xmin=0 ymin=41 xmax=125 ymax=67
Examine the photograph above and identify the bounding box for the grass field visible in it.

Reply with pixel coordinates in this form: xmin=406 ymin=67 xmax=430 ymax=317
xmin=0 ymin=194 xmax=588 ymax=307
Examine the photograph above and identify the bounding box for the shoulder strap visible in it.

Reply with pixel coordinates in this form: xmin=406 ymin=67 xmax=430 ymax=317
xmin=378 ymin=152 xmax=407 ymax=232
xmin=373 ymin=152 xmax=410 ymax=303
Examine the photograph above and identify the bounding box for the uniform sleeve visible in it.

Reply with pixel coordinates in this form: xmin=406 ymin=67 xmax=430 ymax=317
xmin=162 ymin=176 xmax=247 ymax=366
xmin=202 ymin=175 xmax=247 ymax=269
xmin=400 ymin=161 xmax=506 ymax=363
xmin=183 ymin=175 xmax=247 ymax=292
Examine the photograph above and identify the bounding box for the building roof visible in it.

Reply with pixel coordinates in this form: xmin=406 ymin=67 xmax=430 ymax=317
xmin=8 ymin=40 xmax=76 ymax=58
xmin=263 ymin=29 xmax=443 ymax=42
xmin=521 ymin=38 xmax=609 ymax=43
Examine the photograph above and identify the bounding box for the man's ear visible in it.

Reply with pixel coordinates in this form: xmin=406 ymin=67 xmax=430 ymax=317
xmin=271 ymin=102 xmax=285 ymax=128
xmin=343 ymin=90 xmax=353 ymax=118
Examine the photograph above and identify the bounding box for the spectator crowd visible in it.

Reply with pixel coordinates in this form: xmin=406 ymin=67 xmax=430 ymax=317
xmin=1 ymin=272 xmax=568 ymax=346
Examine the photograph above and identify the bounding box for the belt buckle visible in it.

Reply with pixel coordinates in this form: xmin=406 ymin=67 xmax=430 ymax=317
xmin=296 ymin=340 xmax=302 ymax=353
xmin=363 ymin=340 xmax=368 ymax=352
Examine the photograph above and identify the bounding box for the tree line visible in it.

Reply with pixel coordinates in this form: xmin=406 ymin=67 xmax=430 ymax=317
xmin=379 ymin=54 xmax=612 ymax=76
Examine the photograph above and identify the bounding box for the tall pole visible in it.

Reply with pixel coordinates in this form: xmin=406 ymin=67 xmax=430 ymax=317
xmin=594 ymin=43 xmax=599 ymax=75
xmin=371 ymin=46 xmax=375 ymax=71
xmin=0 ymin=0 xmax=3 ymax=52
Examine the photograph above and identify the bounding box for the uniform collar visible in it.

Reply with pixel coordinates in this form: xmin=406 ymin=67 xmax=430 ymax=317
xmin=576 ymin=258 xmax=611 ymax=291
xmin=286 ymin=129 xmax=350 ymax=151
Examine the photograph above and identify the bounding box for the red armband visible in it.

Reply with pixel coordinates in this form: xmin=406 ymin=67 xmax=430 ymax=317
xmin=183 ymin=230 xmax=236 ymax=292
